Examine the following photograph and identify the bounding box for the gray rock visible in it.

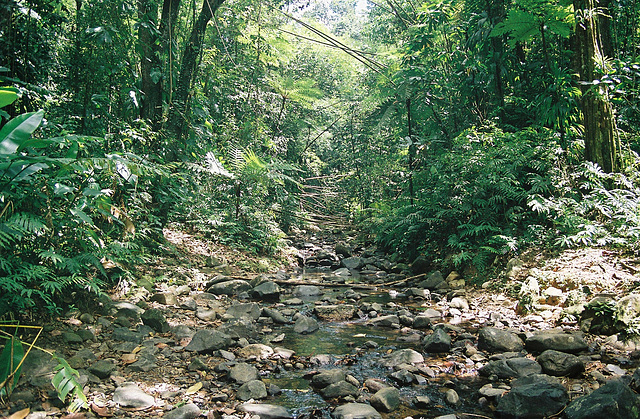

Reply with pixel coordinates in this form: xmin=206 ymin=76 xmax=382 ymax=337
xmin=185 ymin=329 xmax=231 ymax=353
xmin=389 ymin=369 xmax=415 ymax=385
xmin=112 ymin=301 xmax=144 ymax=316
xmin=496 ymin=374 xmax=569 ymax=419
xmin=225 ymin=302 xmax=261 ymax=321
xmin=478 ymin=327 xmax=524 ymax=352
xmin=294 ymin=316 xmax=319 ymax=334
xmin=207 ymin=279 xmax=252 ymax=296
xmin=315 ymin=304 xmax=357 ymax=321
xmin=342 ymin=257 xmax=364 ymax=270
xmin=370 ymin=315 xmax=399 ymax=328
xmin=370 ymin=387 xmax=400 ymax=412
xmin=405 ymin=288 xmax=430 ymax=298
xmin=88 ymin=360 xmax=116 ymax=379
xmin=217 ymin=318 xmax=258 ymax=340
xmin=252 ymin=281 xmax=281 ymax=301
xmin=417 ymin=271 xmax=444 ymax=289
xmin=141 ymin=308 xmax=170 ymax=333
xmin=195 ymin=307 xmax=218 ymax=322
xmin=312 ymin=369 xmax=346 ymax=388
xmin=229 ymin=362 xmax=259 ymax=384
xmin=565 ymin=380 xmax=640 ymax=419
xmin=263 ymin=307 xmax=289 ymax=324
xmin=335 ymin=242 xmax=353 ymax=257
xmin=112 ymin=327 xmax=144 ymax=343
xmin=150 ymin=292 xmax=178 ymax=305
xmin=422 ymin=328 xmax=451 ymax=353
xmin=128 ymin=354 xmax=157 ymax=372
xmin=413 ymin=315 xmax=432 ymax=329
xmin=163 ymin=403 xmax=201 ymax=419
xmin=112 ymin=382 xmax=155 ymax=409
xmin=332 ymin=403 xmax=382 ymax=419
xmin=62 ymin=332 xmax=83 ymax=344
xmin=444 ymin=388 xmax=460 ymax=405
xmin=237 ymin=379 xmax=268 ymax=400
xmin=381 ymin=349 xmax=424 ymax=367
xmin=76 ymin=329 xmax=95 ymax=341
xmin=320 ymin=381 xmax=359 ymax=398
xmin=537 ymin=350 xmax=585 ymax=377
xmin=525 ymin=329 xmax=588 ymax=354
xmin=293 ymin=285 xmax=322 ymax=297
xmin=479 ymin=357 xmax=542 ymax=379
xmin=239 ymin=403 xmax=293 ymax=419
xmin=450 ymin=297 xmax=469 ymax=311
xmin=237 ymin=343 xmax=274 ymax=359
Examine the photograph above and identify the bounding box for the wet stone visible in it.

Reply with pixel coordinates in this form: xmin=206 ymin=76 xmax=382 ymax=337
xmin=332 ymin=403 xmax=382 ymax=419
xmin=496 ymin=374 xmax=569 ymax=419
xmin=293 ymin=315 xmax=319 ymax=334
xmin=422 ymin=328 xmax=451 ymax=353
xmin=239 ymin=403 xmax=293 ymax=419
xmin=163 ymin=403 xmax=201 ymax=419
xmin=381 ymin=349 xmax=424 ymax=367
xmin=312 ymin=369 xmax=346 ymax=388
xmin=537 ymin=349 xmax=585 ymax=377
xmin=237 ymin=379 xmax=268 ymax=400
xmin=229 ymin=362 xmax=259 ymax=384
xmin=565 ymin=379 xmax=640 ymax=419
xmin=478 ymin=326 xmax=524 ymax=352
xmin=319 ymin=381 xmax=359 ymax=398
xmin=525 ymin=329 xmax=588 ymax=354
xmin=185 ymin=329 xmax=231 ymax=353
xmin=370 ymin=387 xmax=400 ymax=412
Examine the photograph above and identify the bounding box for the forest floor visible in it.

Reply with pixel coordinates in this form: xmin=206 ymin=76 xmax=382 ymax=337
xmin=3 ymin=226 xmax=640 ymax=419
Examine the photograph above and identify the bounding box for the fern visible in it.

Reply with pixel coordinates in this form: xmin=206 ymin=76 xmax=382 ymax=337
xmin=51 ymin=354 xmax=89 ymax=412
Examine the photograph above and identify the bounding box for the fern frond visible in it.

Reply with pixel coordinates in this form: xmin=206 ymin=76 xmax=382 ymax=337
xmin=51 ymin=354 xmax=89 ymax=413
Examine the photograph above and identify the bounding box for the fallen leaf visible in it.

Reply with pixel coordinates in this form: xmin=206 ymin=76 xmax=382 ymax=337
xmin=156 ymin=342 xmax=169 ymax=349
xmin=185 ymin=382 xmax=203 ymax=395
xmin=91 ymin=402 xmax=113 ymax=417
xmin=132 ymin=346 xmax=142 ymax=354
xmin=5 ymin=408 xmax=29 ymax=419
xmin=121 ymin=353 xmax=137 ymax=365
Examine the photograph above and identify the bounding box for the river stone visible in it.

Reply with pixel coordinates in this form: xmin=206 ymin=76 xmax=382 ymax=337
xmin=229 ymin=362 xmax=259 ymax=384
xmin=225 ymin=302 xmax=261 ymax=321
xmin=150 ymin=292 xmax=178 ymax=305
xmin=196 ymin=307 xmax=218 ymax=322
xmin=525 ymin=329 xmax=588 ymax=353
xmin=496 ymin=374 xmax=569 ymax=419
xmin=218 ymin=318 xmax=258 ymax=339
xmin=537 ymin=349 xmax=585 ymax=377
xmin=20 ymin=350 xmax=59 ymax=388
xmin=381 ymin=349 xmax=424 ymax=367
xmin=315 ymin=304 xmax=357 ymax=321
xmin=445 ymin=389 xmax=460 ymax=405
xmin=565 ymin=380 xmax=640 ymax=419
xmin=389 ymin=369 xmax=415 ymax=385
xmin=479 ymin=357 xmax=542 ymax=379
xmin=320 ymin=381 xmax=359 ymax=398
xmin=62 ymin=331 xmax=83 ymax=344
xmin=140 ymin=308 xmax=170 ymax=333
xmin=294 ymin=315 xmax=319 ymax=334
xmin=370 ymin=315 xmax=400 ymax=328
xmin=263 ymin=307 xmax=290 ymax=324
xmin=342 ymin=257 xmax=364 ymax=270
xmin=112 ymin=382 xmax=155 ymax=409
xmin=238 ymin=343 xmax=274 ymax=359
xmin=478 ymin=327 xmax=524 ymax=352
xmin=312 ymin=369 xmax=346 ymax=388
xmin=335 ymin=242 xmax=352 ymax=257
xmin=615 ymin=294 xmax=640 ymax=326
xmin=113 ymin=301 xmax=144 ymax=316
xmin=239 ymin=403 xmax=293 ymax=419
xmin=413 ymin=315 xmax=432 ymax=329
xmin=370 ymin=387 xmax=400 ymax=412
xmin=112 ymin=327 xmax=144 ymax=343
xmin=163 ymin=403 xmax=201 ymax=419
xmin=332 ymin=403 xmax=382 ymax=419
xmin=422 ymin=328 xmax=451 ymax=353
xmin=207 ymin=279 xmax=252 ymax=295
xmin=450 ymin=297 xmax=469 ymax=311
xmin=185 ymin=329 xmax=231 ymax=353
xmin=237 ymin=379 xmax=268 ymax=400
xmin=88 ymin=360 xmax=116 ymax=379
xmin=252 ymin=281 xmax=281 ymax=301
xmin=293 ymin=285 xmax=322 ymax=297
xmin=417 ymin=271 xmax=445 ymax=289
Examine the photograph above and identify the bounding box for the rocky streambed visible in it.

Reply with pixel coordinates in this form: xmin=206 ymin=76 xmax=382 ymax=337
xmin=4 ymin=229 xmax=640 ymax=419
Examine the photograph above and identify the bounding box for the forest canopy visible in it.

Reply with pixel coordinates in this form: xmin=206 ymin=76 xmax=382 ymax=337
xmin=1 ymin=0 xmax=640 ymax=315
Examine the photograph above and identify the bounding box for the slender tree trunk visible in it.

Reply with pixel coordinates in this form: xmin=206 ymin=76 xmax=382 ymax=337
xmin=573 ymin=0 xmax=621 ymax=172
xmin=406 ymin=98 xmax=415 ymax=206
xmin=167 ymin=0 xmax=225 ymax=153
xmin=137 ymin=0 xmax=163 ymax=128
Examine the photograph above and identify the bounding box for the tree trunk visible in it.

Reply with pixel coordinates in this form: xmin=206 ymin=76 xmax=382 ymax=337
xmin=573 ymin=0 xmax=621 ymax=172
xmin=167 ymin=0 xmax=225 ymax=152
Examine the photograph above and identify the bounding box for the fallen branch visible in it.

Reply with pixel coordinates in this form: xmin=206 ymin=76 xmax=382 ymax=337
xmin=231 ymin=276 xmax=378 ymax=290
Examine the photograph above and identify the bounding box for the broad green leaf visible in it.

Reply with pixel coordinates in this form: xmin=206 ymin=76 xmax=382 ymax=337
xmin=70 ymin=208 xmax=94 ymax=225
xmin=0 ymin=87 xmax=19 ymax=108
xmin=0 ymin=110 xmax=44 ymax=155
xmin=0 ymin=336 xmax=25 ymax=397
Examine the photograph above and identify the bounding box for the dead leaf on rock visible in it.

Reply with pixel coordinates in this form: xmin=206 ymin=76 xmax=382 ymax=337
xmin=91 ymin=402 xmax=113 ymax=417
xmin=121 ymin=353 xmax=137 ymax=364
xmin=132 ymin=346 xmax=142 ymax=354
xmin=4 ymin=408 xmax=29 ymax=419
xmin=60 ymin=413 xmax=86 ymax=419
xmin=156 ymin=342 xmax=169 ymax=349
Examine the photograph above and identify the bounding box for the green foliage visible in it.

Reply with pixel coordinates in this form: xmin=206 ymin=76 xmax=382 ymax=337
xmin=0 ymin=335 xmax=23 ymax=399
xmin=374 ymin=126 xmax=557 ymax=271
xmin=51 ymin=354 xmax=89 ymax=412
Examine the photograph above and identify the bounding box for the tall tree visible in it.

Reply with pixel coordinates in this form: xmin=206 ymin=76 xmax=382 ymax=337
xmin=573 ymin=0 xmax=621 ymax=172
xmin=167 ymin=0 xmax=225 ymax=148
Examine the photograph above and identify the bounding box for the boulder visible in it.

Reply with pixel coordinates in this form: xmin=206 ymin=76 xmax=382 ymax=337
xmin=239 ymin=403 xmax=293 ymax=419
xmin=163 ymin=403 xmax=201 ymax=419
xmin=293 ymin=285 xmax=322 ymax=297
xmin=185 ymin=329 xmax=232 ymax=353
xmin=294 ymin=316 xmax=319 ymax=334
xmin=411 ymin=256 xmax=430 ymax=274
xmin=332 ymin=403 xmax=381 ymax=419
xmin=381 ymin=349 xmax=424 ymax=367
xmin=312 ymin=369 xmax=346 ymax=388
xmin=370 ymin=387 xmax=400 ymax=412
xmin=525 ymin=330 xmax=588 ymax=354
xmin=422 ymin=328 xmax=451 ymax=353
xmin=237 ymin=343 xmax=274 ymax=359
xmin=237 ymin=379 xmax=268 ymax=400
xmin=112 ymin=382 xmax=155 ymax=409
xmin=478 ymin=327 xmax=524 ymax=352
xmin=140 ymin=308 xmax=170 ymax=333
xmin=565 ymin=380 xmax=640 ymax=419
xmin=496 ymin=374 xmax=569 ymax=419
xmin=315 ymin=304 xmax=357 ymax=321
xmin=537 ymin=350 xmax=585 ymax=377
xmin=229 ymin=362 xmax=259 ymax=384
xmin=263 ymin=307 xmax=289 ymax=324
xmin=342 ymin=257 xmax=365 ymax=270
xmin=479 ymin=357 xmax=542 ymax=379
xmin=335 ymin=242 xmax=353 ymax=257
xmin=417 ymin=271 xmax=445 ymax=289
xmin=207 ymin=280 xmax=252 ymax=296
xmin=225 ymin=302 xmax=261 ymax=321
xmin=252 ymin=281 xmax=281 ymax=301
xmin=320 ymin=381 xmax=359 ymax=398
xmin=370 ymin=315 xmax=400 ymax=328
